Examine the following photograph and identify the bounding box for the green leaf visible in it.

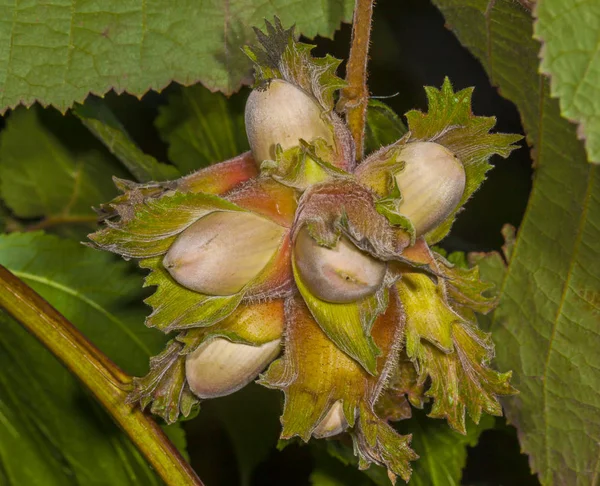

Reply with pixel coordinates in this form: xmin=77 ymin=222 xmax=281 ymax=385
xmin=535 ymin=0 xmax=600 ymax=164
xmin=434 ymin=0 xmax=600 ymax=483
xmin=0 ymin=314 xmax=164 ymax=486
xmin=0 ymin=232 xmax=174 ymax=484
xmin=0 ymin=107 xmax=125 ymax=229
xmin=75 ymin=98 xmax=180 ymax=182
xmin=155 ymin=84 xmax=249 ymax=174
xmin=365 ymin=99 xmax=408 ymax=155
xmin=0 ymin=1 xmax=353 ymax=113
xmin=203 ymin=384 xmax=282 ymax=486
xmin=398 ymin=411 xmax=495 ymax=486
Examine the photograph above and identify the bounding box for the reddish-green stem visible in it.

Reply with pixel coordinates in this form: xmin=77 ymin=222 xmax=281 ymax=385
xmin=339 ymin=0 xmax=375 ymax=161
xmin=0 ymin=265 xmax=203 ymax=486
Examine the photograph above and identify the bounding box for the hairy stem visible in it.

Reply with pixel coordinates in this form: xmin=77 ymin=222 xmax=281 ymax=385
xmin=339 ymin=0 xmax=375 ymax=161
xmin=0 ymin=266 xmax=203 ymax=486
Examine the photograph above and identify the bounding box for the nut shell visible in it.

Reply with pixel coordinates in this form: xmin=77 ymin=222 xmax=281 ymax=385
xmin=395 ymin=141 xmax=466 ymax=236
xmin=294 ymin=227 xmax=386 ymax=303
xmin=163 ymin=211 xmax=285 ymax=295
xmin=245 ymin=79 xmax=333 ymax=163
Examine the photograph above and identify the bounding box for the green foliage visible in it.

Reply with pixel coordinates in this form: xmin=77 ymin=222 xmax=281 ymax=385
xmin=535 ymin=0 xmax=600 ymax=164
xmin=434 ymin=0 xmax=600 ymax=484
xmin=0 ymin=107 xmax=125 ymax=229
xmin=0 ymin=232 xmax=172 ymax=484
xmin=1 ymin=1 xmax=595 ymax=484
xmin=201 ymin=384 xmax=282 ymax=486
xmin=75 ymin=98 xmax=180 ymax=182
xmin=0 ymin=0 xmax=353 ymax=113
xmin=364 ymin=100 xmax=408 ymax=155
xmin=155 ymin=85 xmax=249 ymax=174
xmin=398 ymin=412 xmax=495 ymax=486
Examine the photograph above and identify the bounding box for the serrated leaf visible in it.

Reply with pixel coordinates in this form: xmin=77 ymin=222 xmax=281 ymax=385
xmin=155 ymin=84 xmax=249 ymax=174
xmin=434 ymin=0 xmax=600 ymax=483
xmin=0 ymin=107 xmax=125 ymax=230
xmin=365 ymin=99 xmax=408 ymax=155
xmin=75 ymin=98 xmax=180 ymax=182
xmin=405 ymin=78 xmax=522 ymax=244
xmin=0 ymin=232 xmax=179 ymax=484
xmin=0 ymin=1 xmax=354 ymax=113
xmin=535 ymin=0 xmax=600 ymax=164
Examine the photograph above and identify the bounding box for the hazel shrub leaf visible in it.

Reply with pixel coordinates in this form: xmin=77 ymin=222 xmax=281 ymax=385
xmin=364 ymin=99 xmax=408 ymax=155
xmin=74 ymin=98 xmax=180 ymax=182
xmin=535 ymin=0 xmax=600 ymax=164
xmin=434 ymin=0 xmax=600 ymax=483
xmin=0 ymin=232 xmax=179 ymax=484
xmin=398 ymin=412 xmax=495 ymax=486
xmin=0 ymin=0 xmax=354 ymax=113
xmin=0 ymin=314 xmax=164 ymax=486
xmin=405 ymin=78 xmax=522 ymax=244
xmin=0 ymin=107 xmax=125 ymax=228
xmin=155 ymin=84 xmax=249 ymax=174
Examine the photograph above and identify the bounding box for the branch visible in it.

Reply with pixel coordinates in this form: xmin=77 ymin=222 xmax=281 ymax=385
xmin=0 ymin=266 xmax=203 ymax=486
xmin=339 ymin=0 xmax=375 ymax=161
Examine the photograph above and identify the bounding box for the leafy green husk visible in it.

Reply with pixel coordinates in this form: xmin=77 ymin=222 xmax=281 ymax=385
xmin=129 ymin=300 xmax=285 ymax=424
xmin=261 ymin=294 xmax=417 ymax=481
